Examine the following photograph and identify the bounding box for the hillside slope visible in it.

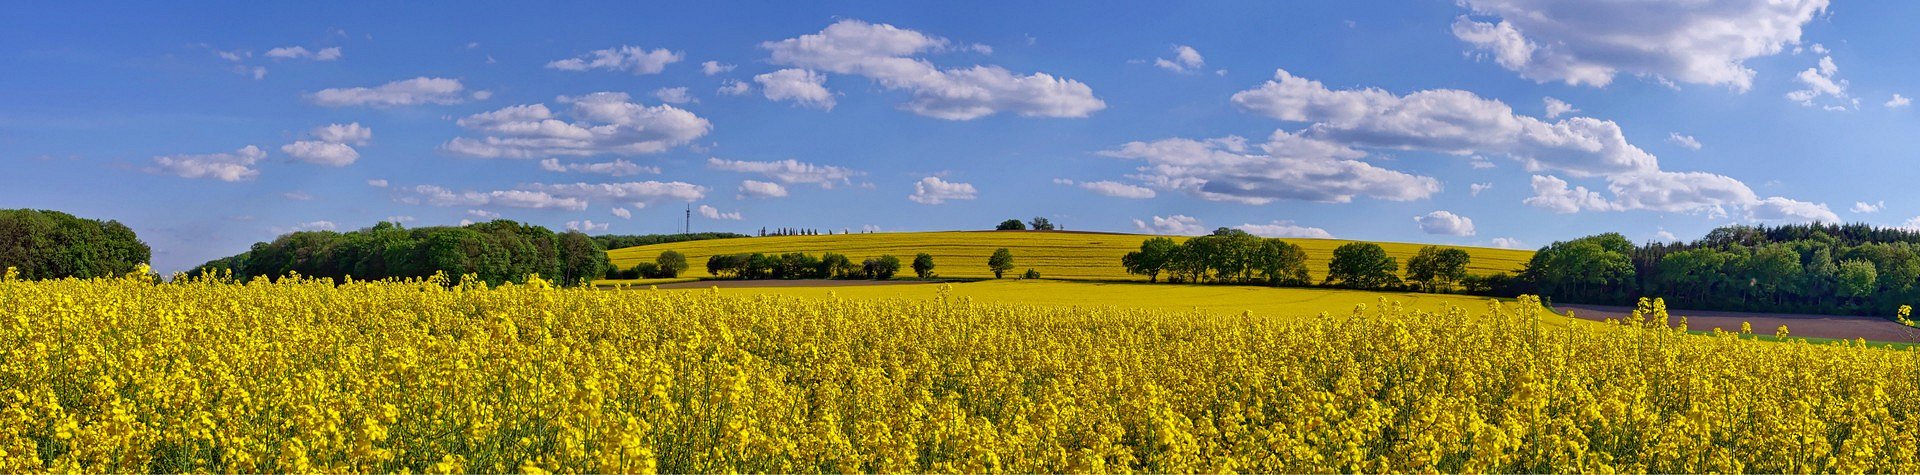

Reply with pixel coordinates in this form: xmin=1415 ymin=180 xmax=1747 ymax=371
xmin=607 ymin=230 xmax=1534 ymax=281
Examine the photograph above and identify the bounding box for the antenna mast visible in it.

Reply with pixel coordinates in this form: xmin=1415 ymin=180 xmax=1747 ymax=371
xmin=684 ymin=203 xmax=691 ymax=234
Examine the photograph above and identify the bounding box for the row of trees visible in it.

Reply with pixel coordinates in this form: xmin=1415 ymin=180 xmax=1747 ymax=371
xmin=192 ymin=220 xmax=608 ymax=287
xmin=1120 ymin=228 xmax=1475 ymax=292
xmin=1522 ymin=224 xmax=1920 ymax=315
xmin=704 ymin=252 xmax=933 ymax=280
xmin=0 ymin=209 xmax=151 ymax=280
xmin=994 ymin=217 xmax=1057 ymax=231
xmin=592 ymin=233 xmax=745 ymax=251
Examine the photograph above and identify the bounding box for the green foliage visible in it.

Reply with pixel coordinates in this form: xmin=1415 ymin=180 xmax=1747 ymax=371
xmin=1126 ymin=234 xmax=1312 ymax=287
xmin=0 ymin=209 xmax=151 ymax=280
xmin=1406 ymin=246 xmax=1472 ymax=292
xmin=912 ymin=253 xmax=936 ymax=279
xmin=1022 ymin=268 xmax=1041 ymax=279
xmin=995 ymin=219 xmax=1026 ymax=231
xmin=1028 ymin=217 xmax=1055 ymax=231
xmin=654 ymin=250 xmax=689 ymax=278
xmin=988 ymin=248 xmax=1015 ymax=278
xmin=1325 ymin=242 xmax=1401 ymax=289
xmin=191 ymin=220 xmax=603 ymax=287
xmin=865 ymin=255 xmax=902 ymax=280
xmin=1122 ymin=237 xmax=1180 ymax=282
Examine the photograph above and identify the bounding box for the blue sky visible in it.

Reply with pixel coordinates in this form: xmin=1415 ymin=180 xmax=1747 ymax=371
xmin=4 ymin=1 xmax=1913 ymax=272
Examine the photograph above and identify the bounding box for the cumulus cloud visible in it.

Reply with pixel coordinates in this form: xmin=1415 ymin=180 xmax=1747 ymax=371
xmin=538 ymin=158 xmax=658 ymax=176
xmin=310 ymin=77 xmax=468 ymax=107
xmin=907 ymin=176 xmax=977 ymax=204
xmin=701 ymin=61 xmax=736 ymax=75
xmin=520 ymin=181 xmax=708 ymax=207
xmin=566 ymin=220 xmax=610 ymax=232
xmin=444 ymin=92 xmax=711 ymax=158
xmin=610 ymin=207 xmax=632 ymax=219
xmin=1542 ymin=97 xmax=1577 ymax=118
xmin=265 ymin=46 xmax=342 ymax=61
xmin=151 ymin=145 xmax=267 ymax=182
xmin=1414 ymin=210 xmax=1477 ymax=236
xmin=394 ymin=185 xmax=589 ymax=211
xmin=738 ymin=180 xmax=788 ymax=199
xmin=280 ymin=141 xmax=359 ymax=166
xmin=1523 ymin=175 xmax=1619 ymax=213
xmin=1471 ymin=182 xmax=1494 ymax=196
xmin=466 ymin=209 xmax=501 ymax=219
xmin=271 ymin=221 xmax=338 ymax=234
xmin=1491 ymin=237 xmax=1524 ymax=249
xmin=698 ymin=205 xmax=743 ymax=220
xmin=1653 ymin=230 xmax=1679 ymax=242
xmin=366 ymin=179 xmax=389 ymax=188
xmin=1449 ymin=0 xmax=1828 ymax=90
xmin=1101 ymin=132 xmax=1439 ymax=204
xmin=312 ymin=123 xmax=372 ymax=145
xmin=1133 ymin=215 xmax=1205 ymax=235
xmin=1667 ymin=133 xmax=1702 ymax=150
xmin=1154 ymin=45 xmax=1205 ymax=74
xmin=1748 ymin=197 xmax=1841 ymax=223
xmin=1887 ymin=94 xmax=1912 ymax=109
xmin=717 ymin=80 xmax=752 ymax=96
xmin=761 ymin=19 xmax=1105 ymax=120
xmin=755 ymin=68 xmax=836 ymax=110
xmin=1853 ymin=201 xmax=1885 ymax=214
xmin=707 ymin=158 xmax=864 ymax=188
xmin=1234 ymin=221 xmax=1334 ymax=239
xmin=546 ymin=45 xmax=682 ymax=74
xmin=1056 ymin=179 xmax=1155 ymax=199
xmin=1786 ymin=56 xmax=1854 ymax=110
xmin=653 ymin=87 xmax=693 ymax=104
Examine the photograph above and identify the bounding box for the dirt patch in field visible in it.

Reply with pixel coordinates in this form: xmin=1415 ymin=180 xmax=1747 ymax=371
xmin=1555 ymin=303 xmax=1917 ymax=343
xmin=648 ymin=279 xmax=943 ymax=289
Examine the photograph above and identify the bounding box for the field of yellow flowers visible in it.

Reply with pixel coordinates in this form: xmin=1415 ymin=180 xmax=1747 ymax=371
xmin=5 ymin=268 xmax=1920 ymax=472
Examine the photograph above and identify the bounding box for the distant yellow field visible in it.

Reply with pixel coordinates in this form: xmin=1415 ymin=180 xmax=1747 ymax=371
xmin=606 ymin=230 xmax=1534 ymax=281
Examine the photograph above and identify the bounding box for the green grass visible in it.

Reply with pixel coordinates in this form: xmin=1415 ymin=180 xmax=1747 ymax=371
xmin=607 ymin=230 xmax=1534 ymax=282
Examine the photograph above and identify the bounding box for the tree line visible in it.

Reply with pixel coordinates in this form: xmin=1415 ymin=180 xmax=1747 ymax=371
xmin=192 ymin=220 xmax=609 ymax=287
xmin=1121 ymin=228 xmax=1477 ymax=292
xmin=593 ymin=233 xmax=745 ymax=251
xmin=1519 ymin=224 xmax=1920 ymax=316
xmin=0 ymin=209 xmax=151 ymax=280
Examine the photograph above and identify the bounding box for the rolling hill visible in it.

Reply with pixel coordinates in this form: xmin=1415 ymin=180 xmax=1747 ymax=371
xmin=606 ymin=230 xmax=1534 ymax=281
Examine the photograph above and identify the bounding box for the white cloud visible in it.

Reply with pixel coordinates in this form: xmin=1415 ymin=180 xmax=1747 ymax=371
xmin=546 ymin=46 xmax=682 ymax=74
xmin=738 ymin=180 xmax=788 ymax=199
xmin=1075 ymin=180 xmax=1156 ymax=199
xmin=1102 ymin=133 xmax=1439 ymax=204
xmin=565 ymin=220 xmax=611 ymax=232
xmin=312 ymin=123 xmax=372 ymax=145
xmin=394 ymin=185 xmax=589 ymax=211
xmin=280 ymin=141 xmax=358 ymax=166
xmin=1133 ymin=215 xmax=1205 ymax=235
xmin=265 ymin=46 xmax=342 ymax=61
xmin=717 ymin=80 xmax=752 ymax=96
xmin=755 ymin=68 xmax=836 ymax=110
xmin=1154 ymin=45 xmax=1205 ymax=74
xmin=151 ymin=145 xmax=266 ymax=182
xmin=1491 ymin=237 xmax=1524 ymax=249
xmin=1450 ymin=0 xmax=1828 ymax=90
xmin=444 ymin=92 xmax=711 ymax=158
xmin=1667 ymin=133 xmax=1702 ymax=150
xmin=1853 ymin=201 xmax=1885 ymax=214
xmin=610 ymin=207 xmax=632 ymax=219
xmin=702 ymin=61 xmax=736 ymax=75
xmin=1887 ymin=94 xmax=1912 ymax=109
xmin=1470 ymin=182 xmax=1493 ymax=196
xmin=761 ymin=19 xmax=1105 ymax=120
xmin=907 ymin=176 xmax=977 ymax=204
xmin=311 ymin=77 xmax=467 ymax=107
xmin=1234 ymin=221 xmax=1333 ymax=239
xmin=653 ymin=87 xmax=694 ymax=104
xmin=283 ymin=191 xmax=314 ymax=201
xmin=1523 ymin=175 xmax=1620 ymax=213
xmin=1231 ymin=68 xmax=1658 ymax=177
xmin=521 ymin=181 xmax=707 ymax=207
xmin=1748 ymin=196 xmax=1840 ymax=223
xmin=1786 ymin=56 xmax=1853 ymax=109
xmin=1653 ymin=230 xmax=1679 ymax=242
xmin=706 ymin=158 xmax=864 ymax=188
xmin=366 ymin=179 xmax=389 ymax=188
xmin=271 ymin=221 xmax=338 ymax=234
xmin=538 ymin=158 xmax=658 ymax=176
xmin=466 ymin=209 xmax=501 ymax=219
xmin=1542 ymin=97 xmax=1577 ymax=118
xmin=698 ymin=205 xmax=743 ymax=220
xmin=1414 ymin=210 xmax=1477 ymax=236
xmin=471 ymin=90 xmax=493 ymax=101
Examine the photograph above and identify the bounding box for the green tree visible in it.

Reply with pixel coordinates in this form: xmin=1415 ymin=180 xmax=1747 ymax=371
xmin=912 ymin=253 xmax=936 ymax=279
xmin=0 ymin=209 xmax=152 ymax=280
xmin=1122 ymin=237 xmax=1179 ymax=282
xmin=555 ymin=231 xmax=607 ymax=285
xmin=1325 ymin=242 xmax=1400 ymax=289
xmin=1252 ymin=239 xmax=1310 ymax=286
xmin=819 ymin=253 xmax=856 ymax=279
xmin=865 ymin=255 xmax=902 ymax=279
xmin=988 ymin=248 xmax=1015 ymax=278
xmin=655 ymin=250 xmax=689 ymax=278
xmin=1405 ymin=246 xmax=1471 ymax=292
xmin=1838 ymin=259 xmax=1878 ymax=308
xmin=1029 ymin=217 xmax=1055 ymax=231
xmin=995 ymin=219 xmax=1026 ymax=231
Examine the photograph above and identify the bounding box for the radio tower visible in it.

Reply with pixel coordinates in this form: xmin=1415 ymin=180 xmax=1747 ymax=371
xmin=683 ymin=203 xmax=691 ymax=234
